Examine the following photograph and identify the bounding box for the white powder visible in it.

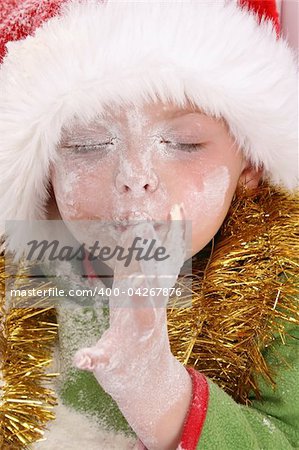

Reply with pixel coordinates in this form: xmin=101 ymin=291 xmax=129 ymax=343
xmin=262 ymin=417 xmax=276 ymax=433
xmin=57 ymin=304 xmax=108 ymax=373
xmin=188 ymin=166 xmax=230 ymax=216
xmin=113 ymin=105 xmax=168 ymax=215
xmin=30 ymin=335 xmax=137 ymax=450
xmin=33 ymin=398 xmax=137 ymax=450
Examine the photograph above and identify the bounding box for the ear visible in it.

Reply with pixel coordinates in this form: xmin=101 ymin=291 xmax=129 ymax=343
xmin=238 ymin=161 xmax=264 ymax=190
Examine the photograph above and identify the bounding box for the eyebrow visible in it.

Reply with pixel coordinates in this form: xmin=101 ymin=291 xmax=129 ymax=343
xmin=59 ymin=123 xmax=111 ymax=145
xmin=166 ymin=107 xmax=207 ymax=118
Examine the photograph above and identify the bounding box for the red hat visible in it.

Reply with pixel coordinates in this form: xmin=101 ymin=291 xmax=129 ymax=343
xmin=0 ymin=1 xmax=65 ymax=62
xmin=0 ymin=0 xmax=281 ymax=62
xmin=239 ymin=0 xmax=280 ymax=34
xmin=0 ymin=0 xmax=297 ymax=235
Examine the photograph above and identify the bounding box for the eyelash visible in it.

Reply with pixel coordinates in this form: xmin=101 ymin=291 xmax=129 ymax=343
xmin=67 ymin=138 xmax=203 ymax=154
xmin=70 ymin=138 xmax=117 ymax=153
xmin=160 ymin=140 xmax=203 ymax=152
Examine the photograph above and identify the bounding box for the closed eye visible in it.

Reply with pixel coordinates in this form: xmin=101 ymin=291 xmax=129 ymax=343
xmin=160 ymin=139 xmax=204 ymax=152
xmin=63 ymin=137 xmax=118 ymax=153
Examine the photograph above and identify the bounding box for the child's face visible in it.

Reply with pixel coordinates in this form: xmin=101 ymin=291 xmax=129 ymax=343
xmin=50 ymin=102 xmax=247 ymax=258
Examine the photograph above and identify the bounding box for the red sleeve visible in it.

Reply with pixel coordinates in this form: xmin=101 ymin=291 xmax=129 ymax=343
xmin=137 ymin=367 xmax=209 ymax=450
xmin=179 ymin=368 xmax=209 ymax=449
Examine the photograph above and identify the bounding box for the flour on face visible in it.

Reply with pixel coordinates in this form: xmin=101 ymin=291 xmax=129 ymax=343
xmin=188 ymin=166 xmax=230 ymax=216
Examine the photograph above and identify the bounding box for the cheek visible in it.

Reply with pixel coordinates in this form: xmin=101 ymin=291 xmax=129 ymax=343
xmin=187 ymin=166 xmax=231 ymax=216
xmin=168 ymin=159 xmax=231 ymax=219
xmin=177 ymin=165 xmax=234 ymax=254
xmin=51 ymin=160 xmax=113 ymax=220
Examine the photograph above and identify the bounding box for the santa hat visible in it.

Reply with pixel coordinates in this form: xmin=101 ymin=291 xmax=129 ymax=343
xmin=0 ymin=0 xmax=297 ymax=235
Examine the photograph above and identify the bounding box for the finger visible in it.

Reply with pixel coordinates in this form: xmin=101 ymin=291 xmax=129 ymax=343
xmin=113 ymin=226 xmax=136 ymax=277
xmin=155 ymin=203 xmax=186 ymax=289
xmin=163 ymin=203 xmax=186 ymax=250
xmin=110 ymin=271 xmax=160 ymax=339
xmin=128 ymin=224 xmax=168 ymax=310
xmin=129 ymin=273 xmax=158 ymax=337
xmin=113 ymin=223 xmax=150 ymax=280
xmin=109 ymin=271 xmax=146 ymax=322
xmin=137 ymin=222 xmax=162 ymax=285
xmin=73 ymin=346 xmax=109 ymax=372
xmin=110 ymin=224 xmax=164 ymax=333
xmin=113 ymin=222 xmax=162 ymax=290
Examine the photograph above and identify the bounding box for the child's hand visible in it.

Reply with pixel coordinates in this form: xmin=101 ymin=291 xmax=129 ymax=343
xmin=74 ymin=205 xmax=192 ymax=450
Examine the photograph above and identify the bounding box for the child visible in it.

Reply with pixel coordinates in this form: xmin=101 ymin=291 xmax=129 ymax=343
xmin=0 ymin=1 xmax=298 ymax=449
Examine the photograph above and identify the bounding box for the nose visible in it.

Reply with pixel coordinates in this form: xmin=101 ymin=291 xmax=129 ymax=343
xmin=115 ymin=167 xmax=159 ymax=195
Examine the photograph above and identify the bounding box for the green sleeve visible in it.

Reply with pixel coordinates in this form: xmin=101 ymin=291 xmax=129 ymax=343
xmin=198 ymin=326 xmax=299 ymax=449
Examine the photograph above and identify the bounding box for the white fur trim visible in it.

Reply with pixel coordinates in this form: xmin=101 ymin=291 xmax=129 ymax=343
xmin=0 ymin=0 xmax=298 ymax=235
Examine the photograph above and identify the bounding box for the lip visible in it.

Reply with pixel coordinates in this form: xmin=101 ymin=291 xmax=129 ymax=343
xmin=112 ymin=211 xmax=164 ymax=232
xmin=113 ymin=211 xmax=153 ymax=223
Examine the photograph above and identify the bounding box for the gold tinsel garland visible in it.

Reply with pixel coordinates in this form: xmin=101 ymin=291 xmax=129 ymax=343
xmin=0 ymin=182 xmax=298 ymax=448
xmin=0 ymin=260 xmax=59 ymax=449
xmin=168 ymin=182 xmax=299 ymax=404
